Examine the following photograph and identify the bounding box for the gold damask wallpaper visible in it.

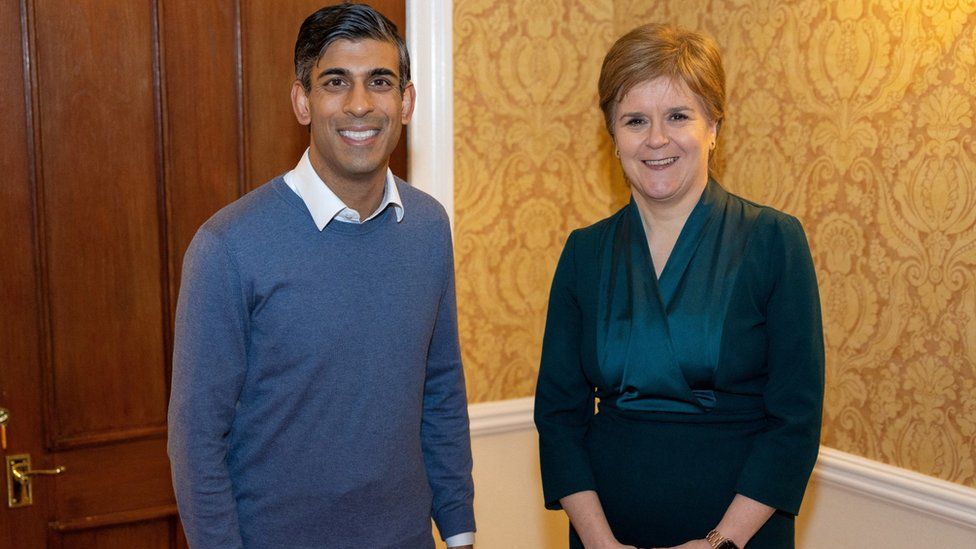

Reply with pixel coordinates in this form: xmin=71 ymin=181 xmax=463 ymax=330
xmin=453 ymin=0 xmax=976 ymax=487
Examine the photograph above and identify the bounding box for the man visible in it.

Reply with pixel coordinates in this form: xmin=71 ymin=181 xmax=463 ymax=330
xmin=167 ymin=4 xmax=475 ymax=548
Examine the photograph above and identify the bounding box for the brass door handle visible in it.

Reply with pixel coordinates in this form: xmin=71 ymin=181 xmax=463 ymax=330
xmin=11 ymin=462 xmax=66 ymax=481
xmin=6 ymin=454 xmax=66 ymax=508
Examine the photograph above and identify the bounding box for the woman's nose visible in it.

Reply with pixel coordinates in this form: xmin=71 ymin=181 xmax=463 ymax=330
xmin=645 ymin=122 xmax=669 ymax=148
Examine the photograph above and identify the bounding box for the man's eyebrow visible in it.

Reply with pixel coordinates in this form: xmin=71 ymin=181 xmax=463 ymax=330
xmin=369 ymin=68 xmax=397 ymax=79
xmin=316 ymin=67 xmax=348 ymax=80
xmin=314 ymin=67 xmax=398 ymax=81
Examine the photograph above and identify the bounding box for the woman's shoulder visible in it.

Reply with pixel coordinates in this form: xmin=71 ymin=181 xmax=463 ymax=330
xmin=722 ymin=187 xmax=807 ymax=241
xmin=564 ymin=203 xmax=630 ymax=248
xmin=718 ymin=188 xmax=814 ymax=284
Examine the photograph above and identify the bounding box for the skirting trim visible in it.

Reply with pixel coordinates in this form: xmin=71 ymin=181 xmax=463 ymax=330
xmin=814 ymin=445 xmax=976 ymax=529
xmin=468 ymin=396 xmax=535 ymax=436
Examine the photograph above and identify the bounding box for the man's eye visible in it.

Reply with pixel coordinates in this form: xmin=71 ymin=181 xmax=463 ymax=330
xmin=370 ymin=78 xmax=393 ymax=88
xmin=324 ymin=78 xmax=346 ymax=87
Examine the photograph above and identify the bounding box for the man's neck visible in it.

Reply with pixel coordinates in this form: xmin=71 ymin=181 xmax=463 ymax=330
xmin=310 ymin=157 xmax=387 ymax=219
xmin=326 ymin=174 xmax=386 ymax=219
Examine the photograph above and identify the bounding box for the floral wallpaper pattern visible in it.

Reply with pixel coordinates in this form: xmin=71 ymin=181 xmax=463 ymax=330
xmin=453 ymin=0 xmax=976 ymax=487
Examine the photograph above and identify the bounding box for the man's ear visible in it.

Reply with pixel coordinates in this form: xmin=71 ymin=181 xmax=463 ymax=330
xmin=400 ymin=82 xmax=416 ymax=125
xmin=291 ymin=80 xmax=311 ymax=126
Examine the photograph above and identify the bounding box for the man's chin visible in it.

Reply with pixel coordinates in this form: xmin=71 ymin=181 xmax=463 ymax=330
xmin=338 ymin=162 xmax=390 ymax=182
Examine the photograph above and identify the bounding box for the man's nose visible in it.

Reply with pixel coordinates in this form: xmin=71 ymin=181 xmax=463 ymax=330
xmin=344 ymin=84 xmax=374 ymax=117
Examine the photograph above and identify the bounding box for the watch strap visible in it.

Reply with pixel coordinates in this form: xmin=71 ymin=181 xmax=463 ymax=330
xmin=705 ymin=529 xmax=740 ymax=549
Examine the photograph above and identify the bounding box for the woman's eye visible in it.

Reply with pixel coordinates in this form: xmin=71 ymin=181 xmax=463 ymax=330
xmin=669 ymin=112 xmax=689 ymax=121
xmin=624 ymin=118 xmax=646 ymax=127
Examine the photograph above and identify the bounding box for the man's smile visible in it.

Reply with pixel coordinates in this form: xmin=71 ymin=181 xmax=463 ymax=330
xmin=338 ymin=128 xmax=381 ymax=143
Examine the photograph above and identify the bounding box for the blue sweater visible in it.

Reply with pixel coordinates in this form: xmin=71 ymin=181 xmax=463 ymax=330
xmin=167 ymin=177 xmax=475 ymax=549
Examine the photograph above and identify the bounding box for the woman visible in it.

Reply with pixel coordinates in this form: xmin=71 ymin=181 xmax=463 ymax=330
xmin=534 ymin=24 xmax=824 ymax=549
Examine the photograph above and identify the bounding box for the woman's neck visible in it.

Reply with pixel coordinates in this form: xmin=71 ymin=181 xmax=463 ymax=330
xmin=632 ymin=178 xmax=707 ymax=236
xmin=632 ymin=179 xmax=708 ymax=277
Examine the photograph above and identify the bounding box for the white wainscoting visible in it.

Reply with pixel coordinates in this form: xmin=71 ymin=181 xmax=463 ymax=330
xmin=444 ymin=397 xmax=976 ymax=549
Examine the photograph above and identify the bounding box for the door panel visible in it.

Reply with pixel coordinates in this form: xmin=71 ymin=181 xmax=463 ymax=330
xmin=0 ymin=1 xmax=406 ymax=546
xmin=243 ymin=0 xmax=318 ymax=188
xmin=54 ymin=438 xmax=173 ymax=519
xmin=1 ymin=0 xmax=51 ymax=547
xmin=53 ymin=517 xmax=175 ymax=549
xmin=33 ymin=0 xmax=169 ymax=448
xmin=159 ymin=0 xmax=243 ymax=323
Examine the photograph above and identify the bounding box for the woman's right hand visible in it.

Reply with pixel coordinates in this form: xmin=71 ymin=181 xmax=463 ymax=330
xmin=561 ymin=491 xmax=632 ymax=549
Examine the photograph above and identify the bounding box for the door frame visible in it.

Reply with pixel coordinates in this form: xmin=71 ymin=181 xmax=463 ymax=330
xmin=407 ymin=0 xmax=455 ymax=228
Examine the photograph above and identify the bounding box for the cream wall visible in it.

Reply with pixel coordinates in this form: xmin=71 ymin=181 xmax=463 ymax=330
xmin=434 ymin=428 xmax=567 ymax=548
xmin=453 ymin=0 xmax=976 ymax=488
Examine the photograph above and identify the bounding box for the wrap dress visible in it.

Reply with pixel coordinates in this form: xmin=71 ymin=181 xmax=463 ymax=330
xmin=534 ymin=180 xmax=824 ymax=548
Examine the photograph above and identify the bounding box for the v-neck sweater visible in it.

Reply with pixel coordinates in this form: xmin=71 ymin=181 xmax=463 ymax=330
xmin=168 ymin=177 xmax=474 ymax=549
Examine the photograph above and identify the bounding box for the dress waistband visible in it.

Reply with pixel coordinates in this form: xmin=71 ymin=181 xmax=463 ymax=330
xmin=598 ymin=391 xmax=766 ymax=424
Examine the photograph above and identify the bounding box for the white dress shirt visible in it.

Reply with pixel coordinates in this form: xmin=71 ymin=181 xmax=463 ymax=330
xmin=283 ymin=149 xmax=404 ymax=228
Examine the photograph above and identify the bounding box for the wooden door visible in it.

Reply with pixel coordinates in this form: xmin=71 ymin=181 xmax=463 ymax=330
xmin=0 ymin=1 xmax=406 ymax=547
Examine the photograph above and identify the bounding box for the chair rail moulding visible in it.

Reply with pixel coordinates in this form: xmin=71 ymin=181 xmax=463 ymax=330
xmin=814 ymin=446 xmax=976 ymax=529
xmin=468 ymin=397 xmax=535 ymax=436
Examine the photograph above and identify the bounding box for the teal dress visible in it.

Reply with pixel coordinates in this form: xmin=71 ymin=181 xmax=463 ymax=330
xmin=534 ymin=180 xmax=824 ymax=548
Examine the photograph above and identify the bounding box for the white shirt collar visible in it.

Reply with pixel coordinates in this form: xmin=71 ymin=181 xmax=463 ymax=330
xmin=283 ymin=149 xmax=404 ymax=231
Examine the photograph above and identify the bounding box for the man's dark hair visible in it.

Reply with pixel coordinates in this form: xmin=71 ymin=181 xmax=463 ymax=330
xmin=294 ymin=2 xmax=410 ymax=93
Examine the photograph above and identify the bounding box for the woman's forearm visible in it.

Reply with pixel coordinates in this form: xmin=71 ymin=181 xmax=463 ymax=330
xmin=712 ymin=494 xmax=775 ymax=547
xmin=562 ymin=491 xmax=773 ymax=548
xmin=560 ymin=490 xmax=625 ymax=549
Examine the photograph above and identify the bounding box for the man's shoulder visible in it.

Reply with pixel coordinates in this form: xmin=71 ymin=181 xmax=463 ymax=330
xmin=394 ymin=177 xmax=449 ymax=225
xmin=199 ymin=176 xmax=293 ymax=239
xmin=393 ymin=178 xmax=453 ymax=243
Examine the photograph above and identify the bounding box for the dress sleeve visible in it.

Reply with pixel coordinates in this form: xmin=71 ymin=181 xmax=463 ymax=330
xmin=535 ymin=231 xmax=598 ymax=509
xmin=167 ymin=228 xmax=249 ymax=549
xmin=734 ymin=215 xmax=825 ymax=515
xmin=421 ymin=219 xmax=476 ymax=540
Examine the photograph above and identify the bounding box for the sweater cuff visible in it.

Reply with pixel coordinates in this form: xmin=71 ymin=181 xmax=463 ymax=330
xmin=434 ymin=503 xmax=476 ymax=541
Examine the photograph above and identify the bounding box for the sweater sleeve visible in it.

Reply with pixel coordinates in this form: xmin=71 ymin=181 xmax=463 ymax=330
xmin=534 ymin=232 xmax=598 ymax=509
xmin=167 ymin=228 xmax=249 ymax=549
xmin=421 ymin=222 xmax=476 ymax=540
xmin=734 ymin=215 xmax=825 ymax=515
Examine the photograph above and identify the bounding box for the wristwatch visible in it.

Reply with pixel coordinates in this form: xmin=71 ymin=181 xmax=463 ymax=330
xmin=705 ymin=529 xmax=740 ymax=549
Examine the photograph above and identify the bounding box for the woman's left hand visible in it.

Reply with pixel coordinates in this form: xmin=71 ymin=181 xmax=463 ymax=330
xmin=659 ymin=540 xmax=712 ymax=549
